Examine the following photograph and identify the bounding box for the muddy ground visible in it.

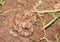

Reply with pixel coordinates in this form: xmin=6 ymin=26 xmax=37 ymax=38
xmin=0 ymin=0 xmax=60 ymax=42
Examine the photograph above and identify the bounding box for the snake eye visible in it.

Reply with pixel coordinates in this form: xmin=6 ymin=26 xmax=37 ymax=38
xmin=24 ymin=27 xmax=29 ymax=30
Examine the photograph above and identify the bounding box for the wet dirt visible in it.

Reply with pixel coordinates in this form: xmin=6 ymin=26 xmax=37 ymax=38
xmin=0 ymin=0 xmax=60 ymax=42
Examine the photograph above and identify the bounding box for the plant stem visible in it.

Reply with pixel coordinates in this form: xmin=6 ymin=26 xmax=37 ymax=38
xmin=37 ymin=9 xmax=60 ymax=14
xmin=42 ymin=15 xmax=59 ymax=30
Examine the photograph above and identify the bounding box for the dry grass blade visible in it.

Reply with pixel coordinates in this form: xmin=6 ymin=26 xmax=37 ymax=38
xmin=42 ymin=15 xmax=59 ymax=30
xmin=37 ymin=9 xmax=60 ymax=14
xmin=0 ymin=0 xmax=5 ymax=6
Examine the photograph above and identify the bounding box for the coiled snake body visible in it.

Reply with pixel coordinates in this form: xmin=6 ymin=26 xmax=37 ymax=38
xmin=10 ymin=10 xmax=36 ymax=37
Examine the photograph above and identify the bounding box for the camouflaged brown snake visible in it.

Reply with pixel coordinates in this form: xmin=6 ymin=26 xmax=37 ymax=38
xmin=9 ymin=10 xmax=36 ymax=37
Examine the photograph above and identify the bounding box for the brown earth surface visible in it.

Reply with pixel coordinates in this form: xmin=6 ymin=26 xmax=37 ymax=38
xmin=0 ymin=0 xmax=60 ymax=42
